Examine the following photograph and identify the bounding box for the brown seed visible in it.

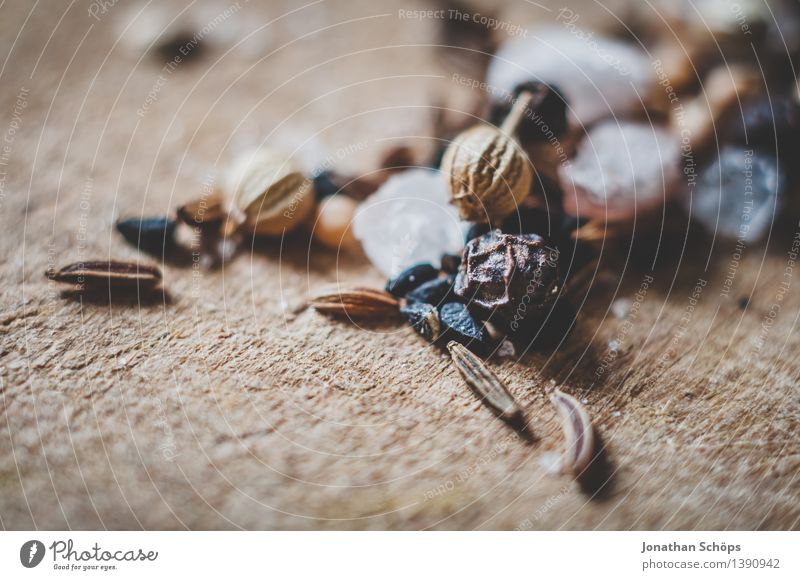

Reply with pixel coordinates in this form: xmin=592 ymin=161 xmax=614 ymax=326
xmin=549 ymin=388 xmax=595 ymax=477
xmin=177 ymin=193 xmax=226 ymax=226
xmin=447 ymin=341 xmax=524 ymax=423
xmin=309 ymin=287 xmax=399 ymax=318
xmin=46 ymin=261 xmax=162 ymax=290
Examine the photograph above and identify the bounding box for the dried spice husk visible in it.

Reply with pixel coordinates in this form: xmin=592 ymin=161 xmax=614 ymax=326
xmin=447 ymin=341 xmax=524 ymax=423
xmin=309 ymin=287 xmax=399 ymax=318
xmin=549 ymin=388 xmax=595 ymax=477
xmin=46 ymin=261 xmax=162 ymax=291
xmin=225 ymin=148 xmax=316 ymax=236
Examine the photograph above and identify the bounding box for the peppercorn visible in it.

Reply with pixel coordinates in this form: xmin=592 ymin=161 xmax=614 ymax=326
xmin=488 ymin=81 xmax=568 ymax=146
xmin=405 ymin=275 xmax=455 ymax=306
xmin=438 ymin=302 xmax=489 ymax=354
xmin=385 ymin=263 xmax=438 ymax=297
xmin=116 ymin=216 xmax=177 ymax=256
xmin=454 ymin=230 xmax=561 ymax=332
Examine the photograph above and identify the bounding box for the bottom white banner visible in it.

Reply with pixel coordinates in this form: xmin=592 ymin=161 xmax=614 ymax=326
xmin=0 ymin=532 xmax=796 ymax=579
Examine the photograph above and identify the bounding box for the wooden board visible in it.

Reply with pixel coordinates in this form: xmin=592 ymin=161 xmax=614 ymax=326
xmin=1 ymin=0 xmax=798 ymax=530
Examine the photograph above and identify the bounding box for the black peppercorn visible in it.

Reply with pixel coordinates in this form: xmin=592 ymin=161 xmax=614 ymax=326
xmin=405 ymin=275 xmax=455 ymax=306
xmin=488 ymin=81 xmax=568 ymax=146
xmin=438 ymin=302 xmax=489 ymax=354
xmin=116 ymin=216 xmax=177 ymax=256
xmin=454 ymin=230 xmax=561 ymax=332
xmin=385 ymin=263 xmax=438 ymax=297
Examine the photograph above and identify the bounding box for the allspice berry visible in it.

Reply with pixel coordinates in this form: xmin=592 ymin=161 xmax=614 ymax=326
xmin=454 ymin=230 xmax=561 ymax=332
xmin=441 ymin=91 xmax=535 ymax=224
xmin=225 ymin=148 xmax=316 ymax=236
xmin=312 ymin=195 xmax=360 ymax=251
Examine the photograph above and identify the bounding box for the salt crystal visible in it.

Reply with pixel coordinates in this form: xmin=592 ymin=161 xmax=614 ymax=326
xmin=487 ymin=27 xmax=655 ymax=128
xmin=539 ymin=451 xmax=563 ymax=475
xmin=560 ymin=121 xmax=680 ymax=220
xmin=687 ymin=147 xmax=784 ymax=241
xmin=353 ymin=169 xmax=467 ymax=277
xmin=611 ymin=298 xmax=631 ymax=320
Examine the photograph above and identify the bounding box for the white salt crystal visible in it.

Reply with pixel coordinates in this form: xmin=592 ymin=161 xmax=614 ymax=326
xmin=487 ymin=27 xmax=655 ymax=128
xmin=353 ymin=169 xmax=466 ymax=277
xmin=688 ymin=147 xmax=784 ymax=241
xmin=559 ymin=121 xmax=680 ymax=220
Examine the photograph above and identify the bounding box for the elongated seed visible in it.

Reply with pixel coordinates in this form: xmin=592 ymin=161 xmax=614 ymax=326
xmin=447 ymin=341 xmax=523 ymax=422
xmin=309 ymin=287 xmax=399 ymax=318
xmin=46 ymin=261 xmax=162 ymax=289
xmin=549 ymin=388 xmax=595 ymax=476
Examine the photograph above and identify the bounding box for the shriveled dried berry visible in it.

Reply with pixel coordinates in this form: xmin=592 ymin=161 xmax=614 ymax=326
xmin=438 ymin=302 xmax=488 ymax=354
xmin=500 ymin=208 xmax=588 ymax=274
xmin=400 ymin=302 xmax=440 ymax=342
xmin=455 ymin=230 xmax=561 ymax=332
xmin=440 ymin=253 xmax=462 ymax=275
xmin=406 ymin=275 xmax=455 ymax=306
xmin=385 ymin=263 xmax=438 ymax=297
xmin=116 ymin=217 xmax=176 ymax=256
xmin=488 ymin=81 xmax=568 ymax=145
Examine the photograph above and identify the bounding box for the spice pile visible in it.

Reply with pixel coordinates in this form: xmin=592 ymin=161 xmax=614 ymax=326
xmin=46 ymin=3 xmax=800 ymax=488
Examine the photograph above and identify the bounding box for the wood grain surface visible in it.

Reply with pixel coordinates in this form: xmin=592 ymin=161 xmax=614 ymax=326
xmin=1 ymin=0 xmax=799 ymax=530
